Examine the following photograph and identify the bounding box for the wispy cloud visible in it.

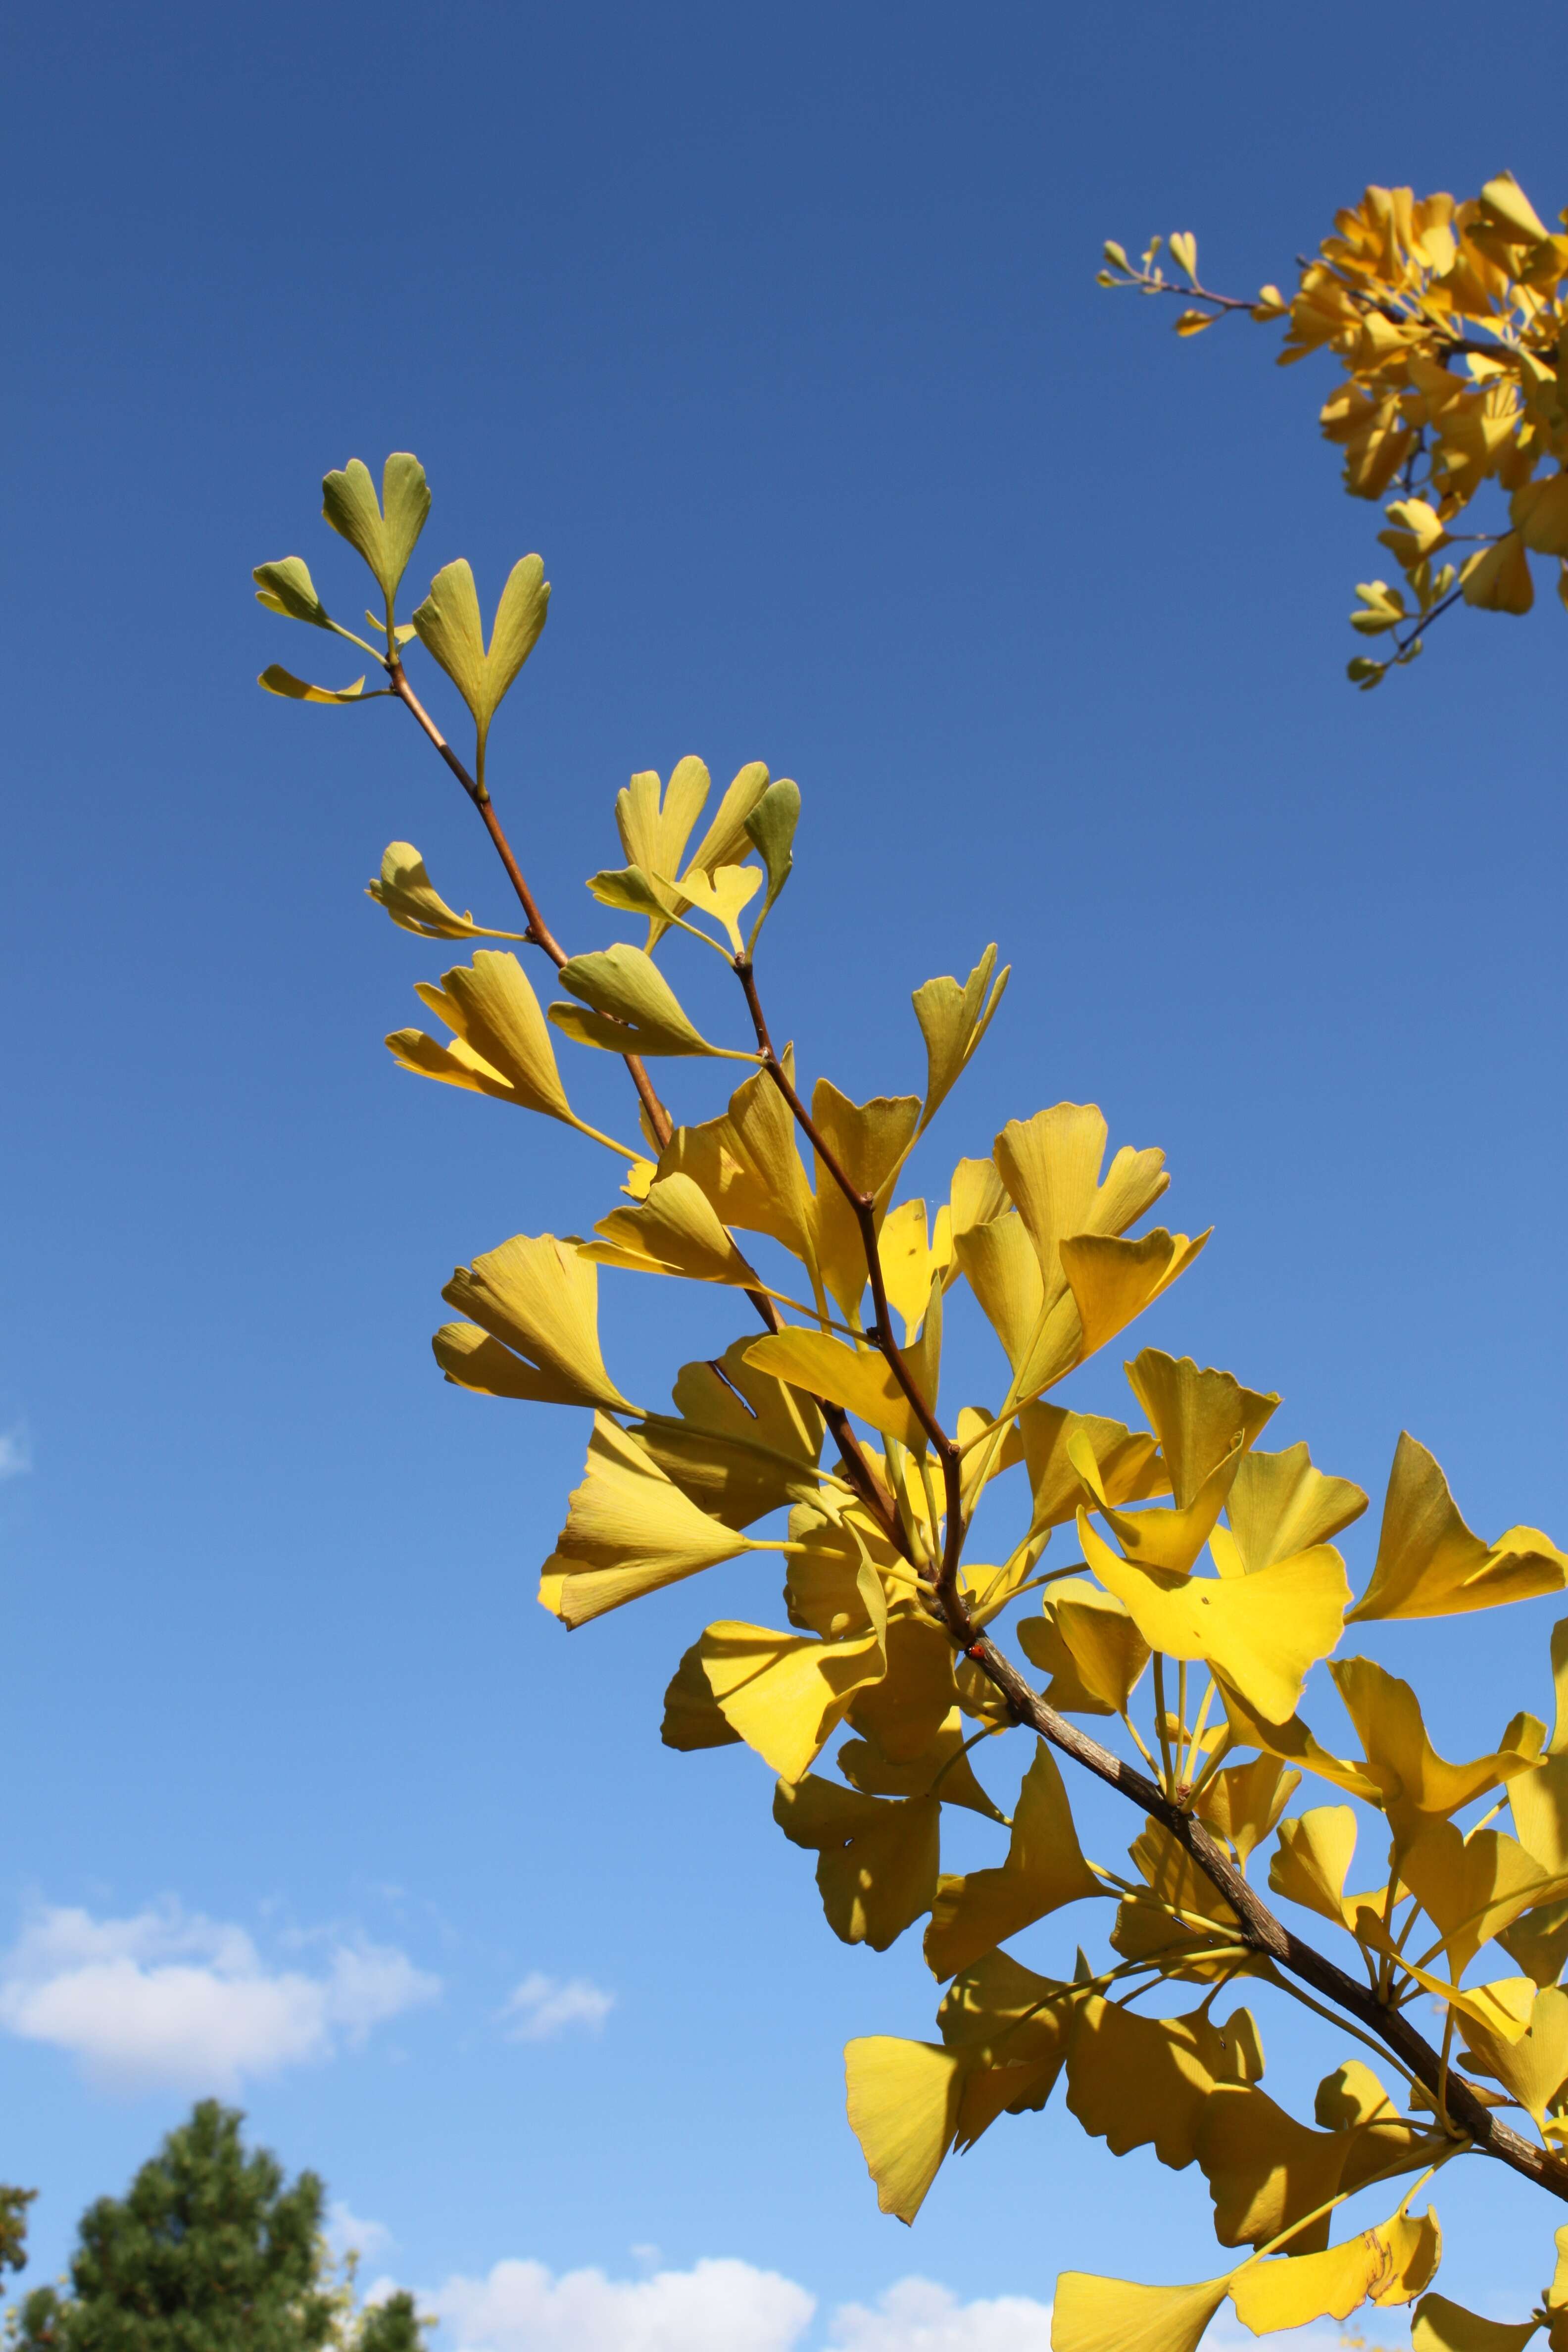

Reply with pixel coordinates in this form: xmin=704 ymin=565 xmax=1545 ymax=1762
xmin=499 ymin=1972 xmax=613 ymax=2043
xmin=327 ymin=2203 xmax=395 ymax=2264
xmin=435 ymin=2254 xmax=812 ymax=2352
xmin=0 ymin=1901 xmax=439 ymax=2095
xmin=0 ymin=1425 xmax=32 ymax=1481
xmin=828 ymin=2278 xmax=1054 ymax=2350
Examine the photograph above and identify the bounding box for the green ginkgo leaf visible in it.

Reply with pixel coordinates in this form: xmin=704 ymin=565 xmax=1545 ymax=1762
xmin=411 ymin=555 xmax=550 ymax=771
xmin=253 ymin=556 xmax=333 ymax=628
xmin=322 ymin=452 xmax=432 ymax=604
xmin=744 ymin=778 xmax=800 ymax=943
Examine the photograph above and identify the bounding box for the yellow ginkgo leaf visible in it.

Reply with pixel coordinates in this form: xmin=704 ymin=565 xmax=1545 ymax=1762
xmin=580 ymin=1173 xmax=760 ymax=1286
xmin=843 ymin=2037 xmax=966 ymax=2224
xmin=805 ymin=1081 xmax=921 ymax=1322
xmin=878 ymin=1199 xmax=953 ymax=1344
xmin=1080 ymin=1514 xmax=1349 ymax=1724
xmin=1350 ymin=1432 xmax=1568 ymax=1621
xmin=923 ymin=1742 xmax=1101 ymax=1979
xmin=1268 ymin=1806 xmax=1363 ymax=1931
xmin=773 ymin=1777 xmax=939 ymax=1950
xmin=953 ymin=1211 xmax=1044 ymax=1372
xmin=1017 ymin=1578 xmax=1150 ymax=1717
xmin=1089 ymin=1351 xmax=1278 ymax=1572
xmin=1225 ymin=1440 xmax=1369 ymax=1572
xmin=1059 ymin=1227 xmax=1211 ymax=1364
xmin=658 ymin=1054 xmax=818 ymax=1271
xmin=439 ymin=1232 xmax=635 ymax=1411
xmin=1193 ymin=1756 xmax=1301 ymax=1866
xmin=659 ymin=1637 xmax=742 ymax=1751
xmin=1399 ymin=1817 xmax=1561 ymax=1980
xmin=635 ymin=1339 xmax=824 ymax=1531
xmin=1460 ymin=1983 xmax=1568 ymax=2129
xmin=1230 ymin=2210 xmax=1441 ymax=2332
xmin=1216 ymin=1681 xmax=1383 ymax=1802
xmin=743 ymin=1327 xmax=929 ymax=1453
xmin=994 ymin=1105 xmax=1169 ymax=1292
xmin=1050 ymin=2272 xmax=1231 ymax=2352
xmin=552 ymin=942 xmax=753 ymax=1060
xmin=1128 ymin=1350 xmax=1280 ymax=1507
xmin=912 ymin=946 xmax=1010 ymax=1132
xmin=614 ymin=759 xmax=712 ymax=946
xmin=1330 ymin=1657 xmax=1546 ymax=1847
xmin=672 ymin=861 xmax=763 ymax=948
xmin=1354 ymin=1909 xmax=1537 ymax=2043
xmin=1412 ymin=2295 xmax=1540 ymax=2352
xmin=699 ymin=1591 xmax=887 ymax=1782
xmin=367 ymin=842 xmax=528 ymax=942
xmin=1065 ymin=1995 xmax=1263 ymax=2168
xmin=846 ymin=1614 xmax=957 ymax=1764
xmin=1016 ymin=1404 xmax=1167 ymax=1536
xmin=684 ymin=760 xmax=773 ymax=880
xmin=539 ymin=1415 xmax=784 ymax=1626
xmin=390 ymin=953 xmax=625 ymax=1149
xmin=258 ymin=663 xmax=367 ymax=703
xmin=838 ymin=1708 xmax=1007 ymax=1822
xmin=1193 ymin=2081 xmax=1436 ymax=2252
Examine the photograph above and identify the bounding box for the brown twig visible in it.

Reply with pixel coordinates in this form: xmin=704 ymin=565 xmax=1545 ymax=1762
xmin=385 ymin=658 xmax=672 ymax=1152
xmin=732 ymin=954 xmax=970 ymax=1614
xmin=731 ymin=949 xmax=1568 ymax=2202
xmin=958 ymin=1633 xmax=1568 ymax=2203
xmin=384 ymin=657 xmax=902 ymax=1542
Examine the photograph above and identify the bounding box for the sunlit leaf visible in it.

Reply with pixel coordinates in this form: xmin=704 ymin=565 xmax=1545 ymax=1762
xmin=1018 ymin=1578 xmax=1149 ymax=1717
xmin=699 ymin=1576 xmax=887 ymax=1781
xmin=1349 ymin=1431 xmax=1568 ymax=1620
xmin=1331 ymin=1656 xmax=1546 ymax=1847
xmin=439 ymin=1232 xmax=634 ymax=1411
xmin=1050 ymin=2272 xmax=1230 ymax=2352
xmin=552 ymin=942 xmax=752 ymax=1059
xmin=743 ymin=777 xmax=800 ymax=938
xmin=321 ymin=453 xmax=431 ymax=604
xmin=912 ymin=946 xmax=1010 ymax=1132
xmin=1412 ymin=2295 xmax=1539 ymax=2352
xmin=581 ymin=1173 xmax=760 ymax=1286
xmin=368 ymin=842 xmax=526 ymax=941
xmin=253 ymin=555 xmax=333 ymax=627
xmin=539 ymin=1414 xmax=777 ymax=1625
xmin=1080 ymin=1513 xmax=1349 ymax=1724
xmin=257 ymin=664 xmax=367 ymax=703
xmin=411 ymin=555 xmax=549 ymax=761
xmin=744 ymin=1327 xmax=930 ymax=1453
xmin=843 ymin=2037 xmax=966 ymax=2224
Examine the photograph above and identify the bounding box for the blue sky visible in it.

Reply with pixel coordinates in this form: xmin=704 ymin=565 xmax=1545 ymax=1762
xmin=5 ymin=3 xmax=1568 ymax=2346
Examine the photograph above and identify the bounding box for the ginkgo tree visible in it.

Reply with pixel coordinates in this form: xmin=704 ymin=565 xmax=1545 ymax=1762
xmin=256 ymin=454 xmax=1568 ymax=2352
xmin=1102 ymin=171 xmax=1568 ymax=690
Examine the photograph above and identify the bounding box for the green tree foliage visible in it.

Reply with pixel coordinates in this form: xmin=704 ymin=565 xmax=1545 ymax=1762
xmin=1103 ymin=172 xmax=1568 ymax=688
xmin=9 ymin=2105 xmax=426 ymax=2352
xmin=256 ymin=456 xmax=1568 ymax=2351
xmin=0 ymin=2194 xmax=36 ymax=2281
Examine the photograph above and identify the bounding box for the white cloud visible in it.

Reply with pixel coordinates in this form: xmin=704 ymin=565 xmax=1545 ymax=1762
xmin=500 ymin=1971 xmax=614 ymax=2043
xmin=826 ymin=2278 xmax=1054 ymax=2351
xmin=0 ymin=1901 xmax=439 ymax=2094
xmin=327 ymin=2203 xmax=395 ymax=2264
xmin=434 ymin=2256 xmax=813 ymax=2352
xmin=424 ymin=2259 xmax=1371 ymax=2352
xmin=0 ymin=1424 xmax=32 ymax=1480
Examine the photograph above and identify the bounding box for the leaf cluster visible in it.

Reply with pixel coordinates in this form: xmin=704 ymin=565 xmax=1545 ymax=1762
xmin=258 ymin=456 xmax=1568 ymax=2352
xmin=1103 ymin=175 xmax=1568 ymax=686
